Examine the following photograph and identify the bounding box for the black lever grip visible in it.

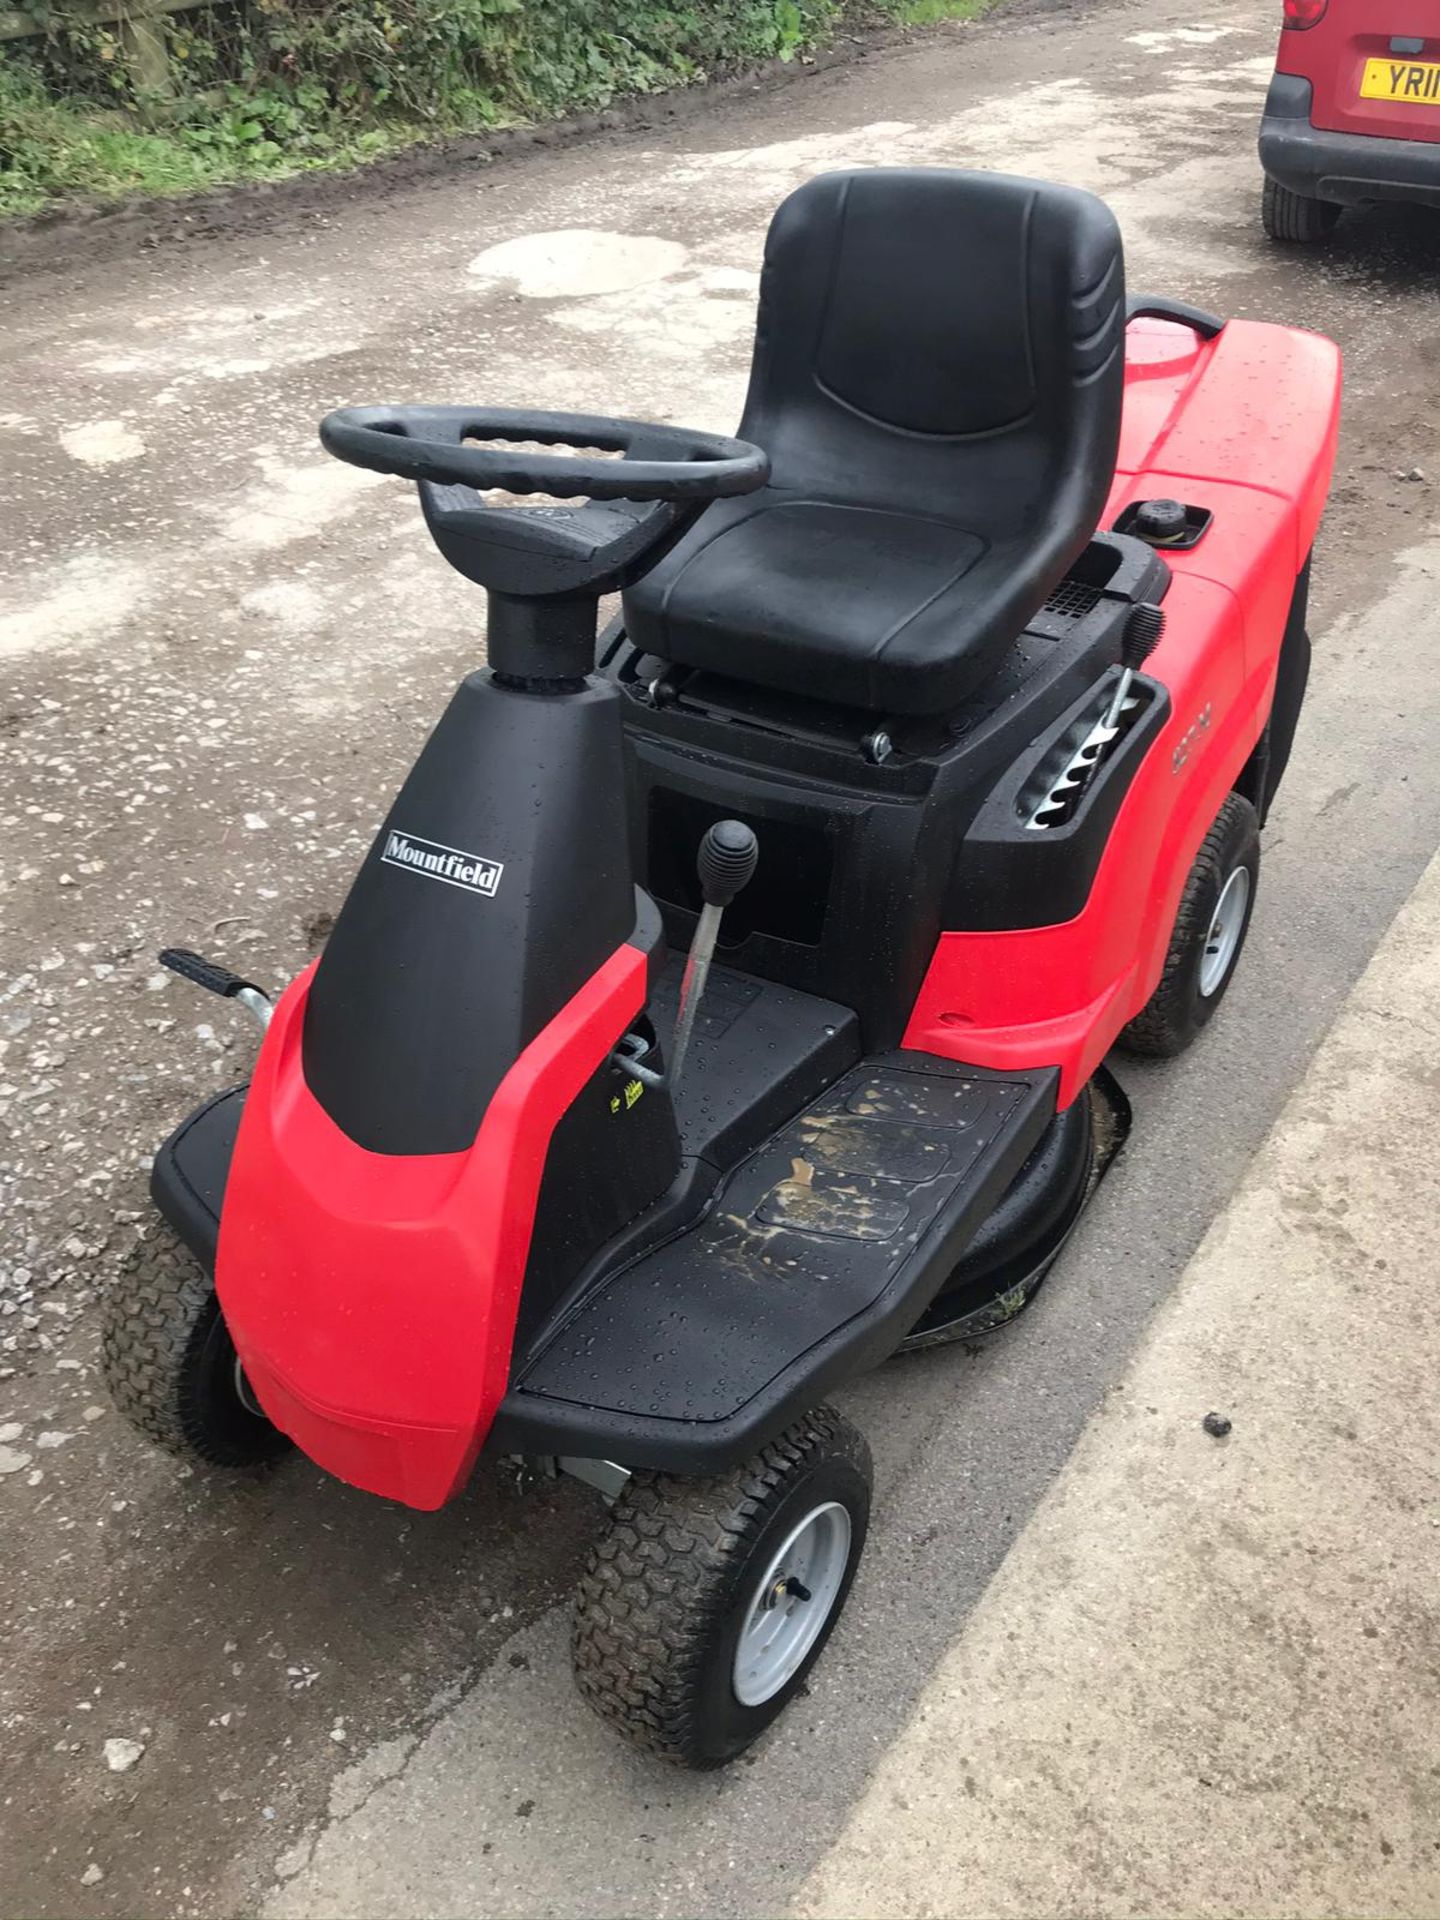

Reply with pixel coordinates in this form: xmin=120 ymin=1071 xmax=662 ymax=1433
xmin=159 ymin=948 xmax=263 ymax=1001
xmin=698 ymin=821 xmax=759 ymax=908
xmin=1121 ymin=604 xmax=1166 ymax=672
xmin=1125 ymin=295 xmax=1226 ymax=340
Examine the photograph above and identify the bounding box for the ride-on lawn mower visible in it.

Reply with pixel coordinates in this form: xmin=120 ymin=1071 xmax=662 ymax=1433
xmin=105 ymin=168 xmax=1341 ymax=1766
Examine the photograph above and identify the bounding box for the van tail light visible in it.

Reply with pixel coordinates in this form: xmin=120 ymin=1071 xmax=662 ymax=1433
xmin=1283 ymin=0 xmax=1328 ymax=26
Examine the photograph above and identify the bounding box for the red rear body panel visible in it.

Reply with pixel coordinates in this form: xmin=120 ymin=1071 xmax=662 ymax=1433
xmin=904 ymin=318 xmax=1342 ymax=1107
xmin=216 ymin=944 xmax=648 ymax=1509
xmin=1276 ymin=1 xmax=1440 ymax=145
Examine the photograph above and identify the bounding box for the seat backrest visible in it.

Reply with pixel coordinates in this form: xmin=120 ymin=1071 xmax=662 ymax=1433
xmin=738 ymin=167 xmax=1125 ymax=540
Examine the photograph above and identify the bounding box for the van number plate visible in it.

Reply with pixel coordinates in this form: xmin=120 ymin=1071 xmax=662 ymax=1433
xmin=1360 ymin=57 xmax=1440 ymax=104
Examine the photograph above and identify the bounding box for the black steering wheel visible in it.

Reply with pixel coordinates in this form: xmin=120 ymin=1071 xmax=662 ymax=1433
xmin=319 ymin=405 xmax=767 ymax=503
xmin=319 ymin=405 xmax=768 ymax=615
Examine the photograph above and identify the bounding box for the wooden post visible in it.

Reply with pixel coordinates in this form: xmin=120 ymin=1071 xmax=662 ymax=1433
xmin=0 ymin=0 xmax=183 ymax=96
xmin=117 ymin=0 xmax=173 ymax=97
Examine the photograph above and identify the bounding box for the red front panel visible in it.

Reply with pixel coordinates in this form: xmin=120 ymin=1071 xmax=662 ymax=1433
xmin=216 ymin=945 xmax=647 ymax=1509
xmin=905 ymin=317 xmax=1342 ymax=1106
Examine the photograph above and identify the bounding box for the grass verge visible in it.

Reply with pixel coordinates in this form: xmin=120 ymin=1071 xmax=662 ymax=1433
xmin=0 ymin=0 xmax=990 ymax=219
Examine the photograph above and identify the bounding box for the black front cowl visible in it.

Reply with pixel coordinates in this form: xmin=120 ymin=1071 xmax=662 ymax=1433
xmin=302 ymin=671 xmax=641 ymax=1157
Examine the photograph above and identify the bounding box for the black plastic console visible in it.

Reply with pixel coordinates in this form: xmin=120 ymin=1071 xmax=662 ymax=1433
xmin=602 ymin=533 xmax=1170 ymax=1051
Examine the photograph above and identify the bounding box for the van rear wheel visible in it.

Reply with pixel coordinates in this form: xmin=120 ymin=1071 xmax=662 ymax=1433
xmin=1262 ymin=176 xmax=1341 ymax=244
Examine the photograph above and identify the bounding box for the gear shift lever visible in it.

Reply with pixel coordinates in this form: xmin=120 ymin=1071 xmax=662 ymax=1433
xmin=667 ymin=821 xmax=759 ymax=1089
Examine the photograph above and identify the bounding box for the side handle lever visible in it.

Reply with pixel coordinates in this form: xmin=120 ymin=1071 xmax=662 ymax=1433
xmin=666 ymin=822 xmax=759 ymax=1090
xmin=1103 ymin=603 xmax=1166 ymax=731
xmin=159 ymin=948 xmax=273 ymax=1030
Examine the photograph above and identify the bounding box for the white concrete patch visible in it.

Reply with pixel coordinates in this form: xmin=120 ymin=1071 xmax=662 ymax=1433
xmin=549 ymin=264 xmax=760 ymax=356
xmin=0 ymin=553 xmax=149 ymax=659
xmin=467 ymin=230 xmax=689 ymax=299
xmin=58 ymin=420 xmax=147 ymax=467
xmin=220 ymin=456 xmax=388 ymax=551
xmin=239 ymin=580 xmax=329 ymax=633
xmin=1126 ymin=24 xmax=1235 ymax=50
xmin=679 ymin=121 xmax=917 ymax=178
xmin=80 ymin=301 xmax=361 ymax=388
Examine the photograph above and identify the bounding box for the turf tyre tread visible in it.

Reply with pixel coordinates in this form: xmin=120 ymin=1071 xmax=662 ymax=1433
xmin=572 ymin=1405 xmax=870 ymax=1767
xmin=102 ymin=1218 xmax=289 ymax=1468
xmin=1121 ymin=791 xmax=1260 ymax=1058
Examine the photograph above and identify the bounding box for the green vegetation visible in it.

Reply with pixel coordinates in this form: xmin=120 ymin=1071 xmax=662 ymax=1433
xmin=0 ymin=0 xmax=988 ymax=217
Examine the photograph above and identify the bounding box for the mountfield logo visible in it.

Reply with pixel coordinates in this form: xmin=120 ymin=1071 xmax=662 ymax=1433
xmin=381 ymin=829 xmax=504 ymax=898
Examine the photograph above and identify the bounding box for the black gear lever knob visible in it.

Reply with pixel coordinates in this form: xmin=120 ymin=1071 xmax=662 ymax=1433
xmin=1121 ymin=603 xmax=1166 ymax=673
xmin=698 ymin=820 xmax=759 ymax=908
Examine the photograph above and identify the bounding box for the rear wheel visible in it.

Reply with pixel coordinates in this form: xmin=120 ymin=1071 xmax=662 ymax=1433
xmin=1120 ymin=792 xmax=1260 ymax=1059
xmin=102 ymin=1221 xmax=290 ymax=1468
xmin=572 ymin=1406 xmax=871 ymax=1767
xmin=1262 ymin=176 xmax=1341 ymax=244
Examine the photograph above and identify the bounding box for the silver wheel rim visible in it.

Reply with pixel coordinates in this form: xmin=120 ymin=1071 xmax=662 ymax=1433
xmin=1200 ymin=866 xmax=1251 ymax=998
xmin=233 ymin=1355 xmax=265 ymax=1419
xmin=732 ymin=1501 xmax=852 ymax=1708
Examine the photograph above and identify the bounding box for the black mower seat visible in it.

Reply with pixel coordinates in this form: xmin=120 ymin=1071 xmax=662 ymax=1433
xmin=623 ymin=168 xmax=1126 ymax=717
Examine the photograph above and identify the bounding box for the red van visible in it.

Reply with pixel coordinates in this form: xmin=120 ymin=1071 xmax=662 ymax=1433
xmin=1260 ymin=0 xmax=1440 ymax=240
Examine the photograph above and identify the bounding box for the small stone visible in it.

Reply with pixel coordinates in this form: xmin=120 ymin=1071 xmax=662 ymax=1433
xmin=0 ymin=1421 xmax=22 ymax=1443
xmin=80 ymin=1864 xmax=104 ymax=1887
xmin=0 ymin=1446 xmax=32 ymax=1476
xmin=1202 ymin=1411 xmax=1232 ymax=1439
xmin=83 ymin=1406 xmax=105 ymax=1424
xmin=37 ymin=1430 xmax=74 ymax=1449
xmin=102 ymin=1737 xmax=145 ymax=1772
xmin=329 ymin=1725 xmax=347 ymax=1744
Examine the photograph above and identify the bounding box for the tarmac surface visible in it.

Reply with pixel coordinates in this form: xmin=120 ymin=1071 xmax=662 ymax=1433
xmin=2 ymin=0 xmax=1439 ymax=1912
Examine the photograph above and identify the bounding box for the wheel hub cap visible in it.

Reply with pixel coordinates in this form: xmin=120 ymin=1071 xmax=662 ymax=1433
xmin=732 ymin=1502 xmax=851 ymax=1708
xmin=233 ymin=1356 xmax=266 ymax=1419
xmin=1200 ymin=866 xmax=1251 ymax=998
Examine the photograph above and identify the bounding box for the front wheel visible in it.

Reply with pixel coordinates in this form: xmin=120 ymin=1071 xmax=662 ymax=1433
xmin=102 ymin=1221 xmax=291 ymax=1468
xmin=1262 ymin=176 xmax=1341 ymax=244
xmin=1120 ymin=792 xmax=1260 ymax=1059
xmin=572 ymin=1406 xmax=872 ymax=1767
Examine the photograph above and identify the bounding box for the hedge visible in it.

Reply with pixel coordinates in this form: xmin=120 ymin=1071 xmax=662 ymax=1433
xmin=0 ymin=0 xmax=985 ymax=215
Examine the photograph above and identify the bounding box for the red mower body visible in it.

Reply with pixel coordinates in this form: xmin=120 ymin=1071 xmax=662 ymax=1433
xmin=213 ymin=314 xmax=1341 ymax=1512
xmin=905 ymin=318 xmax=1340 ymax=1104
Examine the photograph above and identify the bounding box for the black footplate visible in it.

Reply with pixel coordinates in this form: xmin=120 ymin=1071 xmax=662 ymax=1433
xmin=150 ymin=1086 xmax=246 ymax=1269
xmin=495 ymin=1054 xmax=1057 ymax=1471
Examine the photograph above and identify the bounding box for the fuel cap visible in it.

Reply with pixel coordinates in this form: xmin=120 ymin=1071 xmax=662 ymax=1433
xmin=1134 ymin=498 xmax=1189 ymax=545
